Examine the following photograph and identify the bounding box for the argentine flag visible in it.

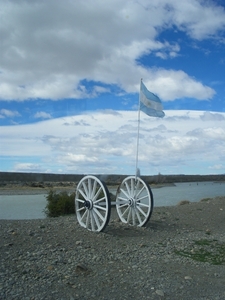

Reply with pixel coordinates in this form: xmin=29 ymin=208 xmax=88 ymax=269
xmin=140 ymin=81 xmax=165 ymax=118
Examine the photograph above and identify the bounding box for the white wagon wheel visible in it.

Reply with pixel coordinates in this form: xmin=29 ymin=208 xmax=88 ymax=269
xmin=116 ymin=176 xmax=153 ymax=227
xmin=75 ymin=175 xmax=111 ymax=232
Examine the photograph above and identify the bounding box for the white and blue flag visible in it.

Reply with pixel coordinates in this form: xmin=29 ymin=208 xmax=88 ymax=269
xmin=140 ymin=81 xmax=165 ymax=118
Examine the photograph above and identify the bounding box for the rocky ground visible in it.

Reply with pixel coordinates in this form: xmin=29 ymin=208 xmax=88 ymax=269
xmin=0 ymin=191 xmax=224 ymax=300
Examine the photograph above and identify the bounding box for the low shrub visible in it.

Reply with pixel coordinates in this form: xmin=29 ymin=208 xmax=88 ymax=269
xmin=44 ymin=190 xmax=75 ymax=217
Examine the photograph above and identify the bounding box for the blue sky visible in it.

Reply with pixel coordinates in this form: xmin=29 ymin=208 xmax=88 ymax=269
xmin=0 ymin=0 xmax=225 ymax=175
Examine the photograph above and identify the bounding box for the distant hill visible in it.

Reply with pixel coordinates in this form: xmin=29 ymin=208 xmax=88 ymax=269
xmin=0 ymin=171 xmax=224 ymax=185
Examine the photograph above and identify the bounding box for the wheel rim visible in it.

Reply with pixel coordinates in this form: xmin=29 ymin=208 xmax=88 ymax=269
xmin=75 ymin=175 xmax=111 ymax=232
xmin=116 ymin=176 xmax=153 ymax=227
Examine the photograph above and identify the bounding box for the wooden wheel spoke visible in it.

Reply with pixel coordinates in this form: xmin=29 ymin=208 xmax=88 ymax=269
xmin=75 ymin=175 xmax=111 ymax=232
xmin=137 ymin=206 xmax=148 ymax=218
xmin=76 ymin=198 xmax=85 ymax=203
xmin=116 ymin=176 xmax=153 ymax=227
xmin=80 ymin=209 xmax=88 ymax=222
xmin=136 ymin=185 xmax=145 ymax=198
xmin=124 ymin=181 xmax=131 ymax=196
xmin=117 ymin=196 xmax=129 ymax=202
xmin=77 ymin=189 xmax=87 ymax=201
xmin=90 ymin=211 xmax=96 ymax=231
xmin=132 ymin=209 xmax=136 ymax=226
xmin=117 ymin=202 xmax=129 ymax=209
xmin=90 ymin=179 xmax=97 ymax=199
xmin=77 ymin=206 xmax=85 ymax=212
xmin=92 ymin=187 xmax=103 ymax=201
xmin=94 ymin=204 xmax=107 ymax=211
xmin=135 ymin=208 xmax=142 ymax=225
xmin=121 ymin=205 xmax=130 ymax=217
xmin=137 ymin=202 xmax=149 ymax=208
xmin=94 ymin=196 xmax=106 ymax=204
xmin=127 ymin=207 xmax=132 ymax=223
xmin=81 ymin=182 xmax=89 ymax=197
xmin=120 ymin=187 xmax=130 ymax=199
xmin=93 ymin=207 xmax=105 ymax=222
xmin=137 ymin=194 xmax=149 ymax=201
xmin=85 ymin=210 xmax=90 ymax=228
xmin=92 ymin=210 xmax=101 ymax=228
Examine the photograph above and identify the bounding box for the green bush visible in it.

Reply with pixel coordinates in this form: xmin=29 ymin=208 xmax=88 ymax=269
xmin=44 ymin=190 xmax=75 ymax=217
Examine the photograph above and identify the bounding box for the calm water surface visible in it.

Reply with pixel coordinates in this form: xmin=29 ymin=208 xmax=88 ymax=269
xmin=153 ymin=181 xmax=225 ymax=207
xmin=0 ymin=181 xmax=224 ymax=219
xmin=0 ymin=195 xmax=47 ymax=220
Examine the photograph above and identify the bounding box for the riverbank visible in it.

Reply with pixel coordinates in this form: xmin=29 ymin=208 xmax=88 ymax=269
xmin=0 ymin=182 xmax=176 ymax=195
xmin=1 ymin=171 xmax=225 ymax=185
xmin=0 ymin=196 xmax=224 ymax=299
xmin=0 ymin=181 xmax=76 ymax=195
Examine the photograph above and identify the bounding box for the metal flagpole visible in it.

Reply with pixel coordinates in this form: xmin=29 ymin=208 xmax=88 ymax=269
xmin=135 ymin=79 xmax=142 ymax=182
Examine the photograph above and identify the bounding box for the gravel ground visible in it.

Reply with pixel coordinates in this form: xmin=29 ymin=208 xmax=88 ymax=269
xmin=0 ymin=195 xmax=224 ymax=300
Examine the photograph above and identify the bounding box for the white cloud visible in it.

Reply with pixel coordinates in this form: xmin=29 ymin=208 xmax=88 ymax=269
xmin=167 ymin=0 xmax=225 ymax=40
xmin=0 ymin=0 xmax=224 ymax=101
xmin=14 ymin=163 xmax=42 ymax=172
xmin=0 ymin=109 xmax=20 ymax=118
xmin=59 ymin=153 xmax=99 ymax=164
xmin=1 ymin=110 xmax=225 ymax=175
xmin=200 ymin=111 xmax=225 ymax=121
xmin=187 ymin=127 xmax=225 ymax=141
xmin=209 ymin=164 xmax=224 ymax=170
xmin=143 ymin=69 xmax=215 ymax=100
xmin=34 ymin=111 xmax=52 ymax=119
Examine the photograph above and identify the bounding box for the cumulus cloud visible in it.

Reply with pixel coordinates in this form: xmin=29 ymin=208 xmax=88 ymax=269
xmin=0 ymin=0 xmax=224 ymax=101
xmin=144 ymin=69 xmax=215 ymax=100
xmin=167 ymin=0 xmax=225 ymax=40
xmin=200 ymin=111 xmax=225 ymax=121
xmin=209 ymin=164 xmax=224 ymax=170
xmin=14 ymin=163 xmax=42 ymax=172
xmin=0 ymin=109 xmax=20 ymax=118
xmin=34 ymin=111 xmax=52 ymax=119
xmin=187 ymin=127 xmax=225 ymax=141
xmin=1 ymin=110 xmax=225 ymax=175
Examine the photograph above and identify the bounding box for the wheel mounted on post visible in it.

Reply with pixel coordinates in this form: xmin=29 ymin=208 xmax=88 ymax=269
xmin=75 ymin=175 xmax=111 ymax=232
xmin=116 ymin=176 xmax=153 ymax=227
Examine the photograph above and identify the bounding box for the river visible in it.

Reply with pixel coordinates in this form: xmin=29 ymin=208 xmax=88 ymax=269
xmin=0 ymin=181 xmax=224 ymax=220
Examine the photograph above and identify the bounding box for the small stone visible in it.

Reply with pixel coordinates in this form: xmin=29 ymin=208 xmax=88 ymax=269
xmin=177 ymin=200 xmax=190 ymax=206
xmin=4 ymin=243 xmax=13 ymax=247
xmin=132 ymin=265 xmax=138 ymax=269
xmin=139 ymin=243 xmax=147 ymax=248
xmin=156 ymin=290 xmax=164 ymax=297
xmin=76 ymin=264 xmax=89 ymax=272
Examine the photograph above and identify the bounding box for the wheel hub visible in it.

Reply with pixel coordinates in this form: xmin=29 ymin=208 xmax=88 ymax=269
xmin=84 ymin=199 xmax=93 ymax=210
xmin=128 ymin=198 xmax=136 ymax=207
